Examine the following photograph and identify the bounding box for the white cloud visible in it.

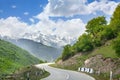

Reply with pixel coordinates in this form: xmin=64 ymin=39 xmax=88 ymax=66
xmin=29 ymin=18 xmax=35 ymax=23
xmin=24 ymin=12 xmax=29 ymax=15
xmin=88 ymin=1 xmax=118 ymax=15
xmin=53 ymin=19 xmax=86 ymax=38
xmin=0 ymin=16 xmax=85 ymax=39
xmin=37 ymin=0 xmax=88 ymax=18
xmin=31 ymin=18 xmax=86 ymax=38
xmin=0 ymin=17 xmax=28 ymax=38
xmin=36 ymin=0 xmax=118 ymax=19
xmin=12 ymin=5 xmax=16 ymax=8
xmin=35 ymin=12 xmax=49 ymax=21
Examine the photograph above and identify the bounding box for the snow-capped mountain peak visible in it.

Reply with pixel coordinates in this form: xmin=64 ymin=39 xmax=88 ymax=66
xmin=22 ymin=31 xmax=76 ymax=47
xmin=0 ymin=31 xmax=77 ymax=48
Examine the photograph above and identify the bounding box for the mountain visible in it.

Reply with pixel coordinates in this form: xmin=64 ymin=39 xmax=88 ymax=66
xmin=22 ymin=31 xmax=76 ymax=48
xmin=11 ymin=39 xmax=62 ymax=62
xmin=0 ymin=36 xmax=63 ymax=61
xmin=0 ymin=32 xmax=74 ymax=61
xmin=0 ymin=31 xmax=76 ymax=48
xmin=0 ymin=30 xmax=76 ymax=62
xmin=0 ymin=35 xmax=63 ymax=61
xmin=0 ymin=39 xmax=41 ymax=75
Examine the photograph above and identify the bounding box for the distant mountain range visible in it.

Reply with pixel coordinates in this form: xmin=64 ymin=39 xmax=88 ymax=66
xmin=12 ymin=39 xmax=62 ymax=62
xmin=0 ymin=31 xmax=76 ymax=61
xmin=0 ymin=35 xmax=62 ymax=62
xmin=0 ymin=31 xmax=76 ymax=48
xmin=22 ymin=31 xmax=76 ymax=48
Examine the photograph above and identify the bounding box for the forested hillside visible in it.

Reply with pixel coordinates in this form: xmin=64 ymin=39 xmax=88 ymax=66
xmin=0 ymin=39 xmax=42 ymax=75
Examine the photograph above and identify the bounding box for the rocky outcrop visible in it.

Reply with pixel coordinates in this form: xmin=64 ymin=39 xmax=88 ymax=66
xmin=56 ymin=53 xmax=120 ymax=76
xmin=84 ymin=55 xmax=120 ymax=75
xmin=57 ymin=53 xmax=81 ymax=67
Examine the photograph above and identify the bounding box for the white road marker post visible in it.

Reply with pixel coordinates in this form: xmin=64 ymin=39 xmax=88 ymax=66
xmin=110 ymin=71 xmax=112 ymax=80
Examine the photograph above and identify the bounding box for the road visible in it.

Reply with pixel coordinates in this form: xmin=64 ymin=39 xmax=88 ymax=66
xmin=35 ymin=63 xmax=95 ymax=80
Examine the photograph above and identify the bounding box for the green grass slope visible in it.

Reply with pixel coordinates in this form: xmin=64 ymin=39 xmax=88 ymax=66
xmin=0 ymin=39 xmax=42 ymax=75
xmin=55 ymin=40 xmax=119 ymax=70
xmin=88 ymin=43 xmax=118 ymax=58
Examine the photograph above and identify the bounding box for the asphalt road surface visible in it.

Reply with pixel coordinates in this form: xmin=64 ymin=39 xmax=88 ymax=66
xmin=35 ymin=63 xmax=95 ymax=80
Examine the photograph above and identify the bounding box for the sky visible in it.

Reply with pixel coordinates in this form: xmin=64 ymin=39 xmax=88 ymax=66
xmin=0 ymin=0 xmax=120 ymax=39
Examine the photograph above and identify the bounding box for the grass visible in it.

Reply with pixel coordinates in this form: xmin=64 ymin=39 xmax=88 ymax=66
xmin=89 ymin=45 xmax=118 ymax=58
xmin=1 ymin=66 xmax=50 ymax=80
xmin=0 ymin=39 xmax=42 ymax=76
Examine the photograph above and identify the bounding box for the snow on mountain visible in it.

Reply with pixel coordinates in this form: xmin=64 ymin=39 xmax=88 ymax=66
xmin=22 ymin=31 xmax=76 ymax=47
xmin=0 ymin=31 xmax=77 ymax=48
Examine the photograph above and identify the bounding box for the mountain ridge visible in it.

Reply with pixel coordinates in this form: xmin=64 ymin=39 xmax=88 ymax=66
xmin=0 ymin=36 xmax=62 ymax=61
xmin=0 ymin=31 xmax=76 ymax=48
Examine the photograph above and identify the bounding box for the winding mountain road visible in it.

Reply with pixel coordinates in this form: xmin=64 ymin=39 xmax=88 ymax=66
xmin=35 ymin=63 xmax=95 ymax=80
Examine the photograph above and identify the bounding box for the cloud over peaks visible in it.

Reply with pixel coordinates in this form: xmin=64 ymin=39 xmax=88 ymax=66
xmin=0 ymin=16 xmax=85 ymax=39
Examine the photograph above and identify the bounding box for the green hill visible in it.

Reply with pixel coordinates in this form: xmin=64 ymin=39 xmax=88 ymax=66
xmin=0 ymin=39 xmax=42 ymax=75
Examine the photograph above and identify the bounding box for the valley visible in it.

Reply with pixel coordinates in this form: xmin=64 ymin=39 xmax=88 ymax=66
xmin=0 ymin=1 xmax=120 ymax=80
xmin=9 ymin=38 xmax=62 ymax=62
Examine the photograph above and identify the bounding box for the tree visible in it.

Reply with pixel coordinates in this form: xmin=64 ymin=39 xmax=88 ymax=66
xmin=110 ymin=4 xmax=120 ymax=37
xmin=86 ymin=16 xmax=107 ymax=38
xmin=74 ymin=34 xmax=93 ymax=52
xmin=85 ymin=16 xmax=108 ymax=46
xmin=112 ymin=34 xmax=120 ymax=57
xmin=100 ymin=26 xmax=114 ymax=40
xmin=62 ymin=45 xmax=74 ymax=61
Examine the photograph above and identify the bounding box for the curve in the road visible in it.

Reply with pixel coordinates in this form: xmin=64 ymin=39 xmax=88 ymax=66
xmin=35 ymin=63 xmax=95 ymax=80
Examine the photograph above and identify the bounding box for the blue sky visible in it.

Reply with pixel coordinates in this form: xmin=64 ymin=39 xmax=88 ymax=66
xmin=0 ymin=0 xmax=119 ymax=39
xmin=0 ymin=0 xmax=119 ymax=23
xmin=0 ymin=0 xmax=48 ymax=23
